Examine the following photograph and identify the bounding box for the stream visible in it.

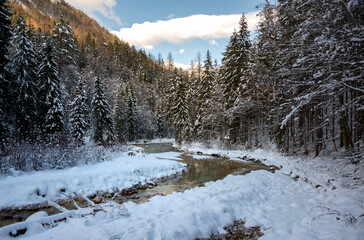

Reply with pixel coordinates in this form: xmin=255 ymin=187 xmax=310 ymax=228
xmin=0 ymin=143 xmax=271 ymax=228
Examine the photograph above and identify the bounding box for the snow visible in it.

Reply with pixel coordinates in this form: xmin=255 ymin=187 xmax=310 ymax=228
xmin=0 ymin=151 xmax=186 ymax=210
xmin=1 ymin=171 xmax=363 ymax=240
xmin=148 ymin=138 xmax=175 ymax=143
xmin=187 ymin=154 xmax=214 ymax=160
xmin=0 ymin=143 xmax=363 ymax=240
xmin=179 ymin=143 xmax=364 ymax=237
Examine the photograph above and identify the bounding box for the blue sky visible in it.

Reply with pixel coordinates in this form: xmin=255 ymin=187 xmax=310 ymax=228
xmin=66 ymin=0 xmax=264 ymax=68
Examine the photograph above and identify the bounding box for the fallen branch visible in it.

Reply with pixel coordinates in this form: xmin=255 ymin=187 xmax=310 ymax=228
xmin=47 ymin=200 xmax=68 ymax=212
xmin=0 ymin=211 xmax=76 ymax=238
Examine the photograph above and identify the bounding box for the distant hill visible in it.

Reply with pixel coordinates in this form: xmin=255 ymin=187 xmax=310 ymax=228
xmin=10 ymin=0 xmax=119 ymax=45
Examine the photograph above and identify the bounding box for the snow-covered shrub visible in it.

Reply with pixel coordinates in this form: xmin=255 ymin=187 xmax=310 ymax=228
xmin=0 ymin=138 xmax=126 ymax=175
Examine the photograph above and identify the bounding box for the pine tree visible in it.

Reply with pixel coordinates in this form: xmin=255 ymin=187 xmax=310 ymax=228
xmin=9 ymin=16 xmax=38 ymax=140
xmin=196 ymin=50 xmax=214 ymax=141
xmin=220 ymin=14 xmax=251 ymax=144
xmin=39 ymin=35 xmax=65 ymax=134
xmin=113 ymin=83 xmax=128 ymax=143
xmin=52 ymin=15 xmax=79 ymax=100
xmin=170 ymin=69 xmax=189 ymax=144
xmin=0 ymin=0 xmax=13 ymax=146
xmin=185 ymin=61 xmax=199 ymax=141
xmin=156 ymin=103 xmax=166 ymax=138
xmin=233 ymin=6 xmax=278 ymax=147
xmin=0 ymin=0 xmax=12 ymax=75
xmin=126 ymin=84 xmax=138 ymax=142
xmin=70 ymin=77 xmax=89 ymax=144
xmin=52 ymin=15 xmax=78 ymax=76
xmin=92 ymin=76 xmax=114 ymax=145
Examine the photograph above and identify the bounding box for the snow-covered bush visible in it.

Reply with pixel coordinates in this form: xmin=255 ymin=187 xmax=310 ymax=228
xmin=0 ymin=138 xmax=126 ymax=175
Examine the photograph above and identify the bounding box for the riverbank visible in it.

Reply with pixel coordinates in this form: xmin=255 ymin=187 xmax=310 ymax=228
xmin=179 ymin=142 xmax=364 ymax=239
xmin=0 ymin=148 xmax=186 ymax=211
xmin=1 ymin=142 xmax=363 ymax=239
xmin=3 ymin=170 xmax=363 ymax=239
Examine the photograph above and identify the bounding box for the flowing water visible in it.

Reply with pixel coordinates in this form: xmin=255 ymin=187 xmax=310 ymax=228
xmin=0 ymin=143 xmax=271 ymax=227
xmin=114 ymin=143 xmax=268 ymax=204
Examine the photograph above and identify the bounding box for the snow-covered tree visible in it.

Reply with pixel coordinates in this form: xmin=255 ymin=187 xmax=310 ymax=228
xmin=92 ymin=76 xmax=114 ymax=145
xmin=232 ymin=5 xmax=278 ymax=147
xmin=185 ymin=60 xmax=199 ymax=140
xmin=0 ymin=0 xmax=12 ymax=75
xmin=52 ymin=15 xmax=79 ymax=101
xmin=170 ymin=68 xmax=189 ymax=144
xmin=113 ymin=83 xmax=128 ymax=143
xmin=38 ymin=35 xmax=65 ymax=134
xmin=52 ymin=15 xmax=78 ymax=76
xmin=126 ymin=84 xmax=138 ymax=142
xmin=196 ymin=50 xmax=214 ymax=141
xmin=220 ymin=14 xmax=251 ymax=144
xmin=0 ymin=0 xmax=12 ymax=146
xmin=9 ymin=16 xmax=38 ymax=139
xmin=70 ymin=77 xmax=89 ymax=144
xmin=156 ymin=103 xmax=167 ymax=138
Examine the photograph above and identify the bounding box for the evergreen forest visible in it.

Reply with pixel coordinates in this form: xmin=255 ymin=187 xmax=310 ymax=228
xmin=0 ymin=0 xmax=363 ymax=173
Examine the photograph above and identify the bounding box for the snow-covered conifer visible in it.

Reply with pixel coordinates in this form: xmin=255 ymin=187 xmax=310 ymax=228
xmin=0 ymin=0 xmax=13 ymax=146
xmin=70 ymin=77 xmax=89 ymax=144
xmin=196 ymin=50 xmax=214 ymax=141
xmin=113 ymin=83 xmax=128 ymax=143
xmin=52 ymin=15 xmax=79 ymax=101
xmin=9 ymin=16 xmax=38 ymax=139
xmin=220 ymin=14 xmax=251 ymax=143
xmin=92 ymin=76 xmax=114 ymax=145
xmin=126 ymin=84 xmax=138 ymax=142
xmin=170 ymin=69 xmax=189 ymax=144
xmin=38 ymin=35 xmax=65 ymax=134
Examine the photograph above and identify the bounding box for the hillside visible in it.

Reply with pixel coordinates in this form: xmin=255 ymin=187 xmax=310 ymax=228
xmin=10 ymin=0 xmax=118 ymax=44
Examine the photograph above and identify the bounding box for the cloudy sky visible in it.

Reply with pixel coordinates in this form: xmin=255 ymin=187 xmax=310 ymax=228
xmin=66 ymin=0 xmax=264 ymax=68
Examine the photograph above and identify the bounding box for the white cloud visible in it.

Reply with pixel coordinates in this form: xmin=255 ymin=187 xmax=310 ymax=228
xmin=111 ymin=11 xmax=260 ymax=50
xmin=179 ymin=49 xmax=185 ymax=54
xmin=209 ymin=39 xmax=219 ymax=46
xmin=65 ymin=0 xmax=122 ymax=26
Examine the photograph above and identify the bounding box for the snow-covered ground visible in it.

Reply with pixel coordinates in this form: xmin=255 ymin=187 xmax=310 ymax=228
xmin=180 ymin=142 xmax=364 ymax=191
xmin=0 ymin=143 xmax=363 ymax=240
xmin=179 ymin=142 xmax=364 ymax=239
xmin=128 ymin=138 xmax=175 ymax=144
xmin=0 ymin=148 xmax=186 ymax=210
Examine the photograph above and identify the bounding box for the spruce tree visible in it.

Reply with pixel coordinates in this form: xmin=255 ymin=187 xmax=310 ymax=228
xmin=92 ymin=76 xmax=114 ymax=145
xmin=52 ymin=15 xmax=79 ymax=101
xmin=196 ymin=50 xmax=214 ymax=141
xmin=170 ymin=69 xmax=189 ymax=144
xmin=52 ymin=15 xmax=78 ymax=76
xmin=156 ymin=103 xmax=166 ymax=138
xmin=0 ymin=0 xmax=12 ymax=146
xmin=113 ymin=83 xmax=128 ymax=143
xmin=70 ymin=77 xmax=89 ymax=144
xmin=9 ymin=16 xmax=38 ymax=140
xmin=220 ymin=14 xmax=251 ymax=144
xmin=186 ymin=61 xmax=199 ymax=141
xmin=126 ymin=84 xmax=138 ymax=142
xmin=39 ymin=35 xmax=65 ymax=134
xmin=0 ymin=0 xmax=12 ymax=75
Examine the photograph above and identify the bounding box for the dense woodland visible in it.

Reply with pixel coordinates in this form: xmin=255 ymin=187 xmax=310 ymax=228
xmin=165 ymin=0 xmax=363 ymax=160
xmin=0 ymin=0 xmax=363 ymax=173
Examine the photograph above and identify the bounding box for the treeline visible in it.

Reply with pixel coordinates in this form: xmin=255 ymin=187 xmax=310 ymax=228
xmin=164 ymin=0 xmax=363 ymax=159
